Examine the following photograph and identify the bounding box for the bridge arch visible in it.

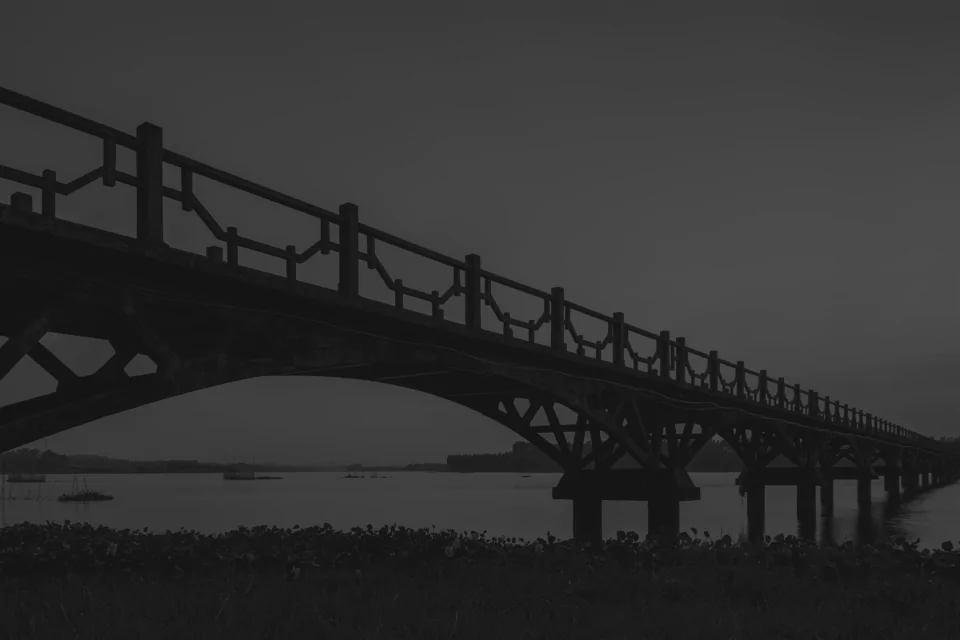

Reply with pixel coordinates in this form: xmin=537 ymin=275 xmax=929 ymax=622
xmin=0 ymin=330 xmax=647 ymax=470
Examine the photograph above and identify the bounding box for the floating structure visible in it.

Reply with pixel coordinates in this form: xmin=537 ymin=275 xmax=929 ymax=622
xmin=223 ymin=470 xmax=256 ymax=480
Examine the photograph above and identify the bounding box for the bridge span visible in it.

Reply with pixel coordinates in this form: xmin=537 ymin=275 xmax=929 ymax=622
xmin=2 ymin=86 xmax=958 ymax=544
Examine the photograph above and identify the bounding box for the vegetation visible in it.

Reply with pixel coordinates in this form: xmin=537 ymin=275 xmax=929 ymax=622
xmin=4 ymin=521 xmax=960 ymax=638
xmin=0 ymin=448 xmax=341 ymax=475
xmin=57 ymin=476 xmax=114 ymax=503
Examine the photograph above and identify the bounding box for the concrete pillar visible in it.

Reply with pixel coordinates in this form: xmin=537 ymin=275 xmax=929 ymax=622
xmin=796 ymin=468 xmax=817 ymax=541
xmin=745 ymin=468 xmax=766 ymax=544
xmin=819 ymin=467 xmax=834 ymax=517
xmin=903 ymin=470 xmax=919 ymax=495
xmin=884 ymin=467 xmax=900 ymax=504
xmin=572 ymin=495 xmax=602 ymax=546
xmin=647 ymin=495 xmax=680 ymax=539
xmin=856 ymin=470 xmax=872 ymax=510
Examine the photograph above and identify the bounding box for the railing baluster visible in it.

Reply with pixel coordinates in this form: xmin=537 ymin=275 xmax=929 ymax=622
xmin=41 ymin=170 xmax=56 ymax=218
xmin=612 ymin=313 xmax=625 ymax=367
xmin=338 ymin=203 xmax=360 ymax=299
xmin=464 ymin=254 xmax=482 ymax=330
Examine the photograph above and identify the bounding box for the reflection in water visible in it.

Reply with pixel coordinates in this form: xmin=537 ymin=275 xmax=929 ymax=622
xmin=1 ymin=472 xmax=958 ymax=549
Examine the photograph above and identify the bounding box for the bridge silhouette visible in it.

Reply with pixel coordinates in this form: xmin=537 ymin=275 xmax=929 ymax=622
xmin=1 ymin=86 xmax=958 ymax=544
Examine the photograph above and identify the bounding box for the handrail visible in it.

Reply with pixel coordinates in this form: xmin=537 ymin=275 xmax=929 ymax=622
xmin=1 ymin=85 xmax=957 ymax=460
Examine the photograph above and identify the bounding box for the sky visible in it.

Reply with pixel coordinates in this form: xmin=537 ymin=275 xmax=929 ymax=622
xmin=2 ymin=4 xmax=960 ymax=465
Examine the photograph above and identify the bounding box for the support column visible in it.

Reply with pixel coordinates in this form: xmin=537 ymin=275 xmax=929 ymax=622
xmin=819 ymin=466 xmax=834 ymax=517
xmin=744 ymin=467 xmax=766 ymax=544
xmin=647 ymin=495 xmax=680 ymax=540
xmin=903 ymin=470 xmax=919 ymax=496
xmin=796 ymin=468 xmax=817 ymax=541
xmin=884 ymin=466 xmax=900 ymax=504
xmin=922 ymin=471 xmax=930 ymax=491
xmin=857 ymin=469 xmax=872 ymax=511
xmin=572 ymin=494 xmax=602 ymax=546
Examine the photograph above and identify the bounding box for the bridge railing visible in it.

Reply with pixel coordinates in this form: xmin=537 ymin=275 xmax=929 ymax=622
xmin=0 ymin=86 xmax=954 ymax=458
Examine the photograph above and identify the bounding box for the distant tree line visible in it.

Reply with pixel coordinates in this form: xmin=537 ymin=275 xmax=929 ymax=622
xmin=446 ymin=439 xmax=746 ymax=473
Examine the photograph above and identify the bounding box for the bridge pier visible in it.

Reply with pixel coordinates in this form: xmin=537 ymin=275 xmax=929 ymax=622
xmin=553 ymin=469 xmax=700 ymax=544
xmin=819 ymin=467 xmax=834 ymax=517
xmin=796 ymin=468 xmax=818 ymax=541
xmin=737 ymin=467 xmax=766 ymax=543
xmin=903 ymin=470 xmax=919 ymax=496
xmin=857 ymin=470 xmax=872 ymax=511
xmin=572 ymin=495 xmax=603 ymax=545
xmin=884 ymin=467 xmax=900 ymax=504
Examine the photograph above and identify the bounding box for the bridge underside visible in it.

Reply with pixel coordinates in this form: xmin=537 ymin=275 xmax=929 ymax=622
xmin=2 ymin=209 xmax=959 ymax=545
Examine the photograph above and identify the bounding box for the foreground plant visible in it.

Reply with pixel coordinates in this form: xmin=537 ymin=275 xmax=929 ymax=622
xmin=2 ymin=522 xmax=960 ymax=639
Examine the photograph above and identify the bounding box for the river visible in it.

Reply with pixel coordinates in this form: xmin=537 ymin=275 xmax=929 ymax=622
xmin=1 ymin=472 xmax=958 ymax=549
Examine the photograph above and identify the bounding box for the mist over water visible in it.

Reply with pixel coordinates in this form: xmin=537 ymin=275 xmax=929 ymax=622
xmin=2 ymin=472 xmax=956 ymax=549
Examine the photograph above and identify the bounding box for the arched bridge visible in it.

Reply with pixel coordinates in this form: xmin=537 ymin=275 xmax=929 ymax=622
xmin=2 ymin=86 xmax=958 ymax=544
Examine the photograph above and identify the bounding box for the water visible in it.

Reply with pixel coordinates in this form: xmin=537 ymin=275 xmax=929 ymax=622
xmin=2 ymin=472 xmax=958 ymax=549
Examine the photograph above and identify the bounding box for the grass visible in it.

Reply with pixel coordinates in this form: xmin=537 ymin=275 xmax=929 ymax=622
xmin=3 ymin=522 xmax=960 ymax=639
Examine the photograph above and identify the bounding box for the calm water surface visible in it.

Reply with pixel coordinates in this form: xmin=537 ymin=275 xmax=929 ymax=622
xmin=2 ymin=472 xmax=958 ymax=549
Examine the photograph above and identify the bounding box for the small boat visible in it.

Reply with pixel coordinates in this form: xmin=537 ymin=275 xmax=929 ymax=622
xmin=6 ymin=473 xmax=46 ymax=483
xmin=223 ymin=470 xmax=256 ymax=480
xmin=342 ymin=473 xmax=363 ymax=479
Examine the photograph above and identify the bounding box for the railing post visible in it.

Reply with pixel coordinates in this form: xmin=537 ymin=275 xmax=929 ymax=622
xmin=777 ymin=377 xmax=786 ymax=408
xmin=41 ymin=170 xmax=57 ymax=218
xmin=793 ymin=383 xmax=802 ymax=413
xmin=735 ymin=361 xmax=745 ymax=398
xmin=226 ymin=227 xmax=238 ymax=266
xmin=464 ymin=254 xmax=482 ymax=330
xmin=285 ymin=245 xmax=297 ymax=283
xmin=338 ymin=203 xmax=360 ymax=299
xmin=658 ymin=331 xmax=671 ymax=379
xmin=866 ymin=413 xmax=874 ymax=434
xmin=809 ymin=390 xmax=819 ymax=420
xmin=708 ymin=351 xmax=719 ymax=392
xmin=612 ymin=313 xmax=625 ymax=367
xmin=758 ymin=370 xmax=768 ymax=404
xmin=675 ymin=337 xmax=687 ymax=384
xmin=10 ymin=192 xmax=32 ymax=213
xmin=136 ymin=122 xmax=165 ymax=246
xmin=550 ymin=287 xmax=566 ymax=350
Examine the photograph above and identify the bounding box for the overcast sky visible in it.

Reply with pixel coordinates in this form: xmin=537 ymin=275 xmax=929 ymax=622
xmin=2 ymin=4 xmax=960 ymax=465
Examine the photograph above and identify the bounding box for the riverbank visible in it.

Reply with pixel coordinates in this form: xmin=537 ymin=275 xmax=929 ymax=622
xmin=3 ymin=522 xmax=960 ymax=639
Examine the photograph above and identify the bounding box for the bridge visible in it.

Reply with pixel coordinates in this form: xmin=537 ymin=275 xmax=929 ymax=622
xmin=2 ymin=86 xmax=958 ymax=544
